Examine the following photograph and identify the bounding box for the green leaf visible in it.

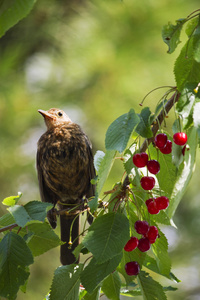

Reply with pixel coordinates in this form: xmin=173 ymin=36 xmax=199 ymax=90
xmin=162 ymin=18 xmax=186 ymax=54
xmin=82 ymin=212 xmax=129 ymax=263
xmin=152 ymin=230 xmax=171 ymax=277
xmin=138 ymin=271 xmax=167 ymax=300
xmin=0 ymin=0 xmax=37 ymax=38
xmin=172 ymin=142 xmax=183 ymax=168
xmin=135 ymin=107 xmax=153 ymax=138
xmin=167 ymin=126 xmax=197 ymax=218
xmin=81 ymin=253 xmax=122 ymax=294
xmin=27 ymin=222 xmax=61 ymax=256
xmin=193 ymin=101 xmax=200 ymax=139
xmin=193 ymin=16 xmax=200 ymax=63
xmin=93 ymin=150 xmax=105 ymax=172
xmin=105 ymin=109 xmax=140 ymax=153
xmin=176 ymin=83 xmax=197 ymax=129
xmin=0 ymin=232 xmax=33 ymax=299
xmin=101 ymin=271 xmax=121 ymax=300
xmin=83 ymin=287 xmax=101 ymax=300
xmin=8 ymin=201 xmax=53 ymax=228
xmin=89 ymin=150 xmax=116 ymax=212
xmin=49 ymin=264 xmax=83 ymax=300
xmin=174 ymin=37 xmax=200 ymax=92
xmin=2 ymin=192 xmax=22 ymax=206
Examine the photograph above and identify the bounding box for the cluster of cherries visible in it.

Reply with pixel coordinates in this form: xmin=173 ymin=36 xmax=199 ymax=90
xmin=124 ymin=132 xmax=188 ymax=276
xmin=124 ymin=220 xmax=159 ymax=276
xmin=132 ymin=132 xmax=188 ymax=214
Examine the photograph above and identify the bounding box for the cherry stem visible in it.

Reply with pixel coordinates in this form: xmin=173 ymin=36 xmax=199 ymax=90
xmin=123 ymin=91 xmax=180 ymax=188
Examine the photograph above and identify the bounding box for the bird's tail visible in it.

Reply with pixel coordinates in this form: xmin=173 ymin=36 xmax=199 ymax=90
xmin=60 ymin=214 xmax=79 ymax=265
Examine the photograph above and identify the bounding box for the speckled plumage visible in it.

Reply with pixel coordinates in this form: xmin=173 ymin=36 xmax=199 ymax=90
xmin=37 ymin=108 xmax=95 ymax=265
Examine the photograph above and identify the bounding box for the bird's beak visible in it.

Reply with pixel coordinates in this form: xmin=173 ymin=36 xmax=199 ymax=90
xmin=38 ymin=109 xmax=56 ymax=121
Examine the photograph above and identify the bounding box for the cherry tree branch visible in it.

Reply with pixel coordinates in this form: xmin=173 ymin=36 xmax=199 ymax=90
xmin=123 ymin=90 xmax=180 ymax=187
xmin=0 ymin=223 xmax=19 ymax=233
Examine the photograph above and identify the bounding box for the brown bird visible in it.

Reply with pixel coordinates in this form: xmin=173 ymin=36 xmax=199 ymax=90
xmin=37 ymin=108 xmax=95 ymax=265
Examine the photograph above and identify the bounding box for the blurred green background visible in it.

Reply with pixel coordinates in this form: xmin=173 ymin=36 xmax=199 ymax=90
xmin=0 ymin=0 xmax=200 ymax=299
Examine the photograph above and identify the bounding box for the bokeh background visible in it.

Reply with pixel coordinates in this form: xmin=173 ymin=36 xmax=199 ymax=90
xmin=0 ymin=0 xmax=200 ymax=299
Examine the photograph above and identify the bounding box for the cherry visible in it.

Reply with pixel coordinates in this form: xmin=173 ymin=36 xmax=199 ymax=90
xmin=133 ymin=152 xmax=148 ymax=168
xmin=173 ymin=132 xmax=187 ymax=146
xmin=140 ymin=176 xmax=155 ymax=190
xmin=124 ymin=237 xmax=139 ymax=252
xmin=138 ymin=237 xmax=151 ymax=252
xmin=125 ymin=261 xmax=140 ymax=276
xmin=154 ymin=133 xmax=167 ymax=149
xmin=145 ymin=198 xmax=154 ymax=207
xmin=147 ymin=160 xmax=160 ymax=174
xmin=159 ymin=140 xmax=172 ymax=154
xmin=134 ymin=220 xmax=149 ymax=235
xmin=147 ymin=200 xmax=160 ymax=214
xmin=155 ymin=196 xmax=169 ymax=210
xmin=147 ymin=226 xmax=158 ymax=243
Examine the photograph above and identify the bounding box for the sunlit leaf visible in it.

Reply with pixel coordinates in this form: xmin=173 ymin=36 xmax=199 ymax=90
xmin=50 ymin=264 xmax=83 ymax=300
xmin=105 ymin=109 xmax=140 ymax=153
xmin=0 ymin=0 xmax=37 ymax=38
xmin=82 ymin=212 xmax=129 ymax=263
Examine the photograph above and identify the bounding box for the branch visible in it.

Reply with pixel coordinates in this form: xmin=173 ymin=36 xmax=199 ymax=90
xmin=123 ymin=91 xmax=180 ymax=187
xmin=0 ymin=223 xmax=19 ymax=233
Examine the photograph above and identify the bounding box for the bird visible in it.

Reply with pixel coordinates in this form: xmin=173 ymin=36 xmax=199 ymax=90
xmin=36 ymin=108 xmax=95 ymax=265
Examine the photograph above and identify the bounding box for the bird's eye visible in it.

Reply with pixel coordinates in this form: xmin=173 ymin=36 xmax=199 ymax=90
xmin=58 ymin=111 xmax=63 ymax=117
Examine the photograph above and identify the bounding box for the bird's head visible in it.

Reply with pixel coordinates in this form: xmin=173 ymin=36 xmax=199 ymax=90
xmin=38 ymin=108 xmax=72 ymax=129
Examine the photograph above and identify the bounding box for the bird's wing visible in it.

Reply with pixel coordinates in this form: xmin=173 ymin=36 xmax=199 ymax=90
xmin=84 ymin=134 xmax=96 ymax=199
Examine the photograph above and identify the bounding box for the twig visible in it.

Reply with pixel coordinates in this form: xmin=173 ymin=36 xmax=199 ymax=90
xmin=0 ymin=223 xmax=19 ymax=233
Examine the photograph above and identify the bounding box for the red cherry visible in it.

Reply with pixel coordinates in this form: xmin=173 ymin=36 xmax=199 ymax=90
xmin=134 ymin=220 xmax=149 ymax=235
xmin=159 ymin=140 xmax=172 ymax=154
xmin=147 ymin=160 xmax=160 ymax=174
xmin=138 ymin=237 xmax=151 ymax=252
xmin=145 ymin=198 xmax=154 ymax=207
xmin=155 ymin=196 xmax=169 ymax=210
xmin=147 ymin=226 xmax=158 ymax=243
xmin=125 ymin=261 xmax=140 ymax=276
xmin=147 ymin=201 xmax=160 ymax=214
xmin=140 ymin=176 xmax=155 ymax=190
xmin=173 ymin=132 xmax=187 ymax=146
xmin=124 ymin=237 xmax=139 ymax=252
xmin=133 ymin=152 xmax=148 ymax=168
xmin=154 ymin=133 xmax=167 ymax=149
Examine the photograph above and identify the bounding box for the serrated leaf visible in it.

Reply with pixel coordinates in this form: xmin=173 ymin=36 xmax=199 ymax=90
xmin=93 ymin=150 xmax=105 ymax=172
xmin=89 ymin=150 xmax=116 ymax=212
xmin=176 ymin=83 xmax=197 ymax=129
xmin=0 ymin=232 xmax=33 ymax=299
xmin=82 ymin=212 xmax=129 ymax=263
xmin=172 ymin=142 xmax=183 ymax=168
xmin=0 ymin=0 xmax=37 ymax=38
xmin=2 ymin=192 xmax=22 ymax=206
xmin=50 ymin=264 xmax=83 ymax=300
xmin=174 ymin=36 xmax=200 ymax=92
xmin=138 ymin=271 xmax=167 ymax=300
xmin=193 ymin=16 xmax=200 ymax=63
xmin=135 ymin=107 xmax=153 ymax=138
xmin=167 ymin=126 xmax=197 ymax=218
xmin=152 ymin=230 xmax=171 ymax=276
xmin=8 ymin=201 xmax=53 ymax=227
xmin=105 ymin=109 xmax=140 ymax=153
xmin=162 ymin=19 xmax=186 ymax=53
xmin=83 ymin=287 xmax=101 ymax=300
xmin=81 ymin=253 xmax=122 ymax=294
xmin=102 ymin=271 xmax=121 ymax=300
xmin=193 ymin=101 xmax=200 ymax=139
xmin=27 ymin=222 xmax=61 ymax=256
